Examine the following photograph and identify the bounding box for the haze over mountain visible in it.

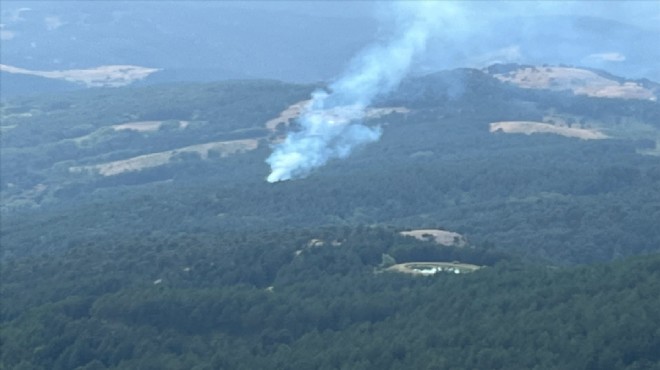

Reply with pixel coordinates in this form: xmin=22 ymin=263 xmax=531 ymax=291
xmin=1 ymin=1 xmax=659 ymax=96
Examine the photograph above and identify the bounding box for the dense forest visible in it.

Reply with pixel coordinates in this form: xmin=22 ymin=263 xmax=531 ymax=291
xmin=2 ymin=65 xmax=660 ymax=368
xmin=2 ymin=227 xmax=659 ymax=369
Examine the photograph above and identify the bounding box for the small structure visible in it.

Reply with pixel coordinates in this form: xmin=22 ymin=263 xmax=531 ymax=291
xmin=387 ymin=261 xmax=481 ymax=276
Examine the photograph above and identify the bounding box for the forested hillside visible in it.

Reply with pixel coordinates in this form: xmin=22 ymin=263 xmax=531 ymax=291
xmin=2 ymin=227 xmax=659 ymax=369
xmin=2 ymin=65 xmax=660 ymax=368
xmin=2 ymin=66 xmax=659 ymax=264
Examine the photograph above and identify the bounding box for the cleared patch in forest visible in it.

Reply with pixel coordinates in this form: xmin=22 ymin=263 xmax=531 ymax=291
xmin=69 ymin=139 xmax=258 ymax=176
xmin=490 ymin=121 xmax=608 ymax=140
xmin=491 ymin=66 xmax=657 ymax=101
xmin=112 ymin=120 xmax=190 ymax=132
xmin=400 ymin=229 xmax=467 ymax=247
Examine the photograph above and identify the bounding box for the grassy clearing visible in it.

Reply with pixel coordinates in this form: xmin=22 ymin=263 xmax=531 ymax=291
xmin=492 ymin=66 xmax=657 ymax=101
xmin=112 ymin=120 xmax=190 ymax=132
xmin=69 ymin=139 xmax=258 ymax=176
xmin=490 ymin=121 xmax=608 ymax=140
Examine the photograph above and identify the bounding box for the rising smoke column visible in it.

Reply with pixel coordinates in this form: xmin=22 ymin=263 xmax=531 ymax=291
xmin=266 ymin=2 xmax=450 ymax=183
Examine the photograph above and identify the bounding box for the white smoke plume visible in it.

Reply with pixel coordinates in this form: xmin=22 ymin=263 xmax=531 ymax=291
xmin=266 ymin=2 xmax=453 ymax=183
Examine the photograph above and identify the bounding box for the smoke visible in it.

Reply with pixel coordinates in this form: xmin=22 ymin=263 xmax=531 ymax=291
xmin=266 ymin=2 xmax=453 ymax=183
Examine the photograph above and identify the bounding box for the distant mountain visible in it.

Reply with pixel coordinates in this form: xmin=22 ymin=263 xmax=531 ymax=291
xmin=0 ymin=69 xmax=81 ymax=96
xmin=2 ymin=3 xmax=658 ymax=99
xmin=0 ymin=2 xmax=378 ymax=87
xmin=0 ymin=65 xmax=258 ymax=98
xmin=422 ymin=15 xmax=660 ymax=81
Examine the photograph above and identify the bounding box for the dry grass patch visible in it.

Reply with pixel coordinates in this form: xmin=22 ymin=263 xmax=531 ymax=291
xmin=70 ymin=139 xmax=258 ymax=176
xmin=0 ymin=64 xmax=160 ymax=87
xmin=265 ymin=100 xmax=311 ymax=131
xmin=492 ymin=66 xmax=656 ymax=101
xmin=490 ymin=121 xmax=608 ymax=140
xmin=112 ymin=120 xmax=190 ymax=132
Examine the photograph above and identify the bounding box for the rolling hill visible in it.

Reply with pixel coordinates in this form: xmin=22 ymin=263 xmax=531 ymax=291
xmin=2 ymin=63 xmax=660 ymax=369
xmin=2 ymin=64 xmax=659 ymax=264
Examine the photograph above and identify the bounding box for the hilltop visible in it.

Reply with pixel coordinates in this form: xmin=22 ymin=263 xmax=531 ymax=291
xmin=485 ymin=64 xmax=658 ymax=101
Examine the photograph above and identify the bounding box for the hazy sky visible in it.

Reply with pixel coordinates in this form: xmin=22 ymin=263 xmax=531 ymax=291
xmin=4 ymin=1 xmax=658 ymax=26
xmin=1 ymin=1 xmax=659 ymax=81
xmin=214 ymin=1 xmax=659 ymax=29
